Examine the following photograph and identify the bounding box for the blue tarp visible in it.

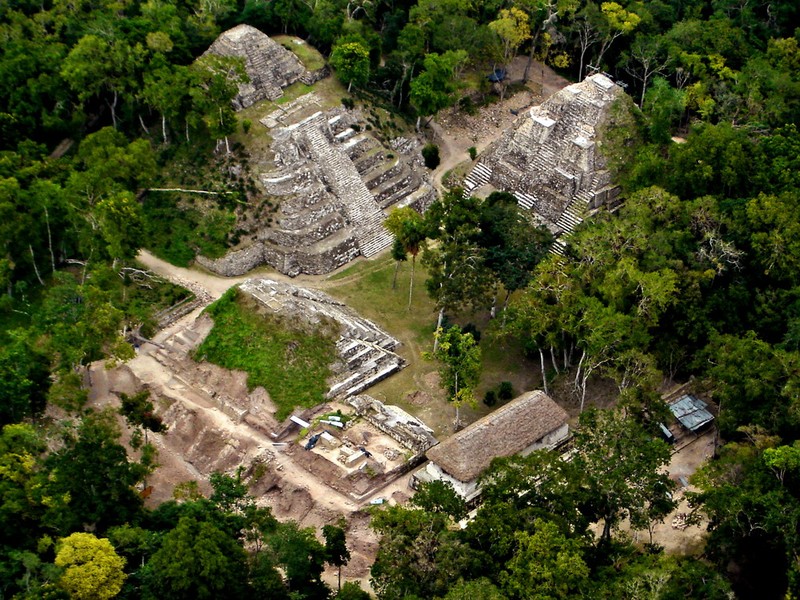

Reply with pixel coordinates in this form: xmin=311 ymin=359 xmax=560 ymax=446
xmin=488 ymin=68 xmax=507 ymax=82
xmin=669 ymin=395 xmax=714 ymax=432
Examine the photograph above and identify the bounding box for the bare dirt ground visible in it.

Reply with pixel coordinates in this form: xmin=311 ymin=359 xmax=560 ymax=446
xmin=596 ymin=429 xmax=715 ymax=554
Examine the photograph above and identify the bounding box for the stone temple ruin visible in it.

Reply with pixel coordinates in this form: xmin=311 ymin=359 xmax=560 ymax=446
xmin=463 ymin=73 xmax=625 ymax=254
xmin=349 ymin=394 xmax=438 ymax=455
xmin=203 ymin=24 xmax=326 ymax=109
xmin=239 ymin=278 xmax=406 ymax=397
xmin=197 ymin=98 xmax=436 ymax=277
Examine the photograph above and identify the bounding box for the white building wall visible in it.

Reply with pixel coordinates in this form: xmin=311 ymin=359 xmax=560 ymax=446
xmin=423 ymin=462 xmax=480 ymax=500
xmin=422 ymin=423 xmax=570 ymax=500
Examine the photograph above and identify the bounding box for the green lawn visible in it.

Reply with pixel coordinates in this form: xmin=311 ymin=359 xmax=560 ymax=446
xmin=273 ymin=35 xmax=327 ymax=71
xmin=194 ymin=288 xmax=337 ymax=420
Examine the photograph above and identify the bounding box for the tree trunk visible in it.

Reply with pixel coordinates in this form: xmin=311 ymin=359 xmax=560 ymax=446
xmin=28 ymin=245 xmax=44 ymax=285
xmin=44 ymin=205 xmax=55 ymax=273
xmin=392 ymin=261 xmax=400 ymax=290
xmin=109 ymin=90 xmax=118 ymax=129
xmin=579 ymin=47 xmax=588 ymax=81
xmin=407 ymin=255 xmax=416 ymax=311
xmin=580 ymin=371 xmax=589 ymax=412
xmin=416 ymin=115 xmax=421 ymax=131
xmin=601 ymin=517 xmax=613 ymax=542
xmin=162 ymin=114 xmax=168 ymax=144
xmin=433 ymin=307 xmax=445 ymax=352
xmin=640 ymin=76 xmax=648 ymax=109
xmin=539 ymin=347 xmax=548 ymax=395
xmin=575 ymin=349 xmax=586 ymax=389
xmin=550 ymin=346 xmax=559 ymax=374
xmin=523 ymin=38 xmax=535 ymax=83
xmin=81 ymin=248 xmax=92 ymax=285
xmin=138 ymin=114 xmax=150 ymax=134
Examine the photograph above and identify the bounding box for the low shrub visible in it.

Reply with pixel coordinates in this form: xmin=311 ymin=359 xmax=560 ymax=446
xmin=422 ymin=143 xmax=440 ymax=169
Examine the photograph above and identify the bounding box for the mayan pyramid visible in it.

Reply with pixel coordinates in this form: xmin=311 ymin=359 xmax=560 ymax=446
xmin=203 ymin=24 xmax=306 ymax=109
xmin=463 ymin=73 xmax=627 ymax=254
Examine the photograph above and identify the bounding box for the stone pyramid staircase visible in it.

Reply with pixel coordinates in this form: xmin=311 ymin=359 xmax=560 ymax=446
xmin=299 ymin=113 xmax=394 ymax=257
xmin=461 ymin=74 xmax=624 ymax=257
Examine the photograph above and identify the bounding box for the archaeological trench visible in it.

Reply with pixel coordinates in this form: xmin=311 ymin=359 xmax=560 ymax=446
xmin=98 ymin=24 xmax=629 ymax=582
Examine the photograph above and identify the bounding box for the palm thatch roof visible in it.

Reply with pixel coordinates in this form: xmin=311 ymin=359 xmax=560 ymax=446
xmin=426 ymin=390 xmax=568 ymax=482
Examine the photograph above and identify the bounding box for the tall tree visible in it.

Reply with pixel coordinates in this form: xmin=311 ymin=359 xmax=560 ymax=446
xmin=477 ymin=191 xmax=553 ymax=316
xmin=423 ymin=190 xmax=494 ymax=344
xmin=143 ymin=515 xmax=251 ymax=600
xmin=55 ymin=532 xmax=127 ymax=600
xmin=501 ymin=519 xmax=590 ymax=599
xmin=383 ymin=206 xmax=427 ymax=309
xmin=572 ymin=408 xmax=675 ymax=543
xmin=46 ymin=410 xmax=146 ymax=532
xmin=371 ymin=503 xmax=471 ymax=599
xmin=409 ymin=50 xmax=468 ymax=129
xmin=488 ymin=7 xmax=531 ymax=100
xmin=323 ymin=520 xmax=350 ymax=592
xmin=427 ymin=325 xmax=481 ymax=428
xmin=330 ymin=39 xmax=371 ymax=92
xmin=189 ymin=55 xmax=246 ymax=153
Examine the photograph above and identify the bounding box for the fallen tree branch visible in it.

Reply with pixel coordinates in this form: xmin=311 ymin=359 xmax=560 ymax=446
xmin=147 ymin=187 xmax=237 ymax=195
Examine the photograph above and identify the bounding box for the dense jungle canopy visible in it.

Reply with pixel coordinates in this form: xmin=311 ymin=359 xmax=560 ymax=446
xmin=2 ymin=0 xmax=800 ymax=597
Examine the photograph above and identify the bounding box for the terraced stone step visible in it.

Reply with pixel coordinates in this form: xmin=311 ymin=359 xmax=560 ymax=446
xmin=514 ymin=191 xmax=536 ymax=210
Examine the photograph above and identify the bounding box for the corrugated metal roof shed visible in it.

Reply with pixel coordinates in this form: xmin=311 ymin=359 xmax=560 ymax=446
xmin=670 ymin=395 xmax=714 ymax=432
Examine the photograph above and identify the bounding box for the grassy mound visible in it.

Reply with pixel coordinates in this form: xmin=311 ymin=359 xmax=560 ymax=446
xmin=194 ymin=288 xmax=337 ymax=420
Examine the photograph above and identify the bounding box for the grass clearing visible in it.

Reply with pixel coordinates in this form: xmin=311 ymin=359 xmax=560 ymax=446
xmin=194 ymin=288 xmax=338 ymax=420
xmin=323 ymin=255 xmax=542 ymax=437
xmin=273 ymin=35 xmax=326 ymax=71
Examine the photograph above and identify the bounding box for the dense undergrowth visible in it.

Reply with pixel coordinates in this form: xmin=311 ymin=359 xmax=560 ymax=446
xmin=194 ymin=288 xmax=337 ymax=420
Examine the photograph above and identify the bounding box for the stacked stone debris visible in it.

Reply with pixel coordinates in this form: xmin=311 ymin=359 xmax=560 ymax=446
xmin=197 ymin=103 xmax=436 ymax=277
xmin=349 ymin=395 xmax=438 ymax=455
xmin=203 ymin=24 xmax=308 ymax=109
xmin=463 ymin=73 xmax=625 ymax=255
xmin=240 ymin=279 xmax=406 ymax=398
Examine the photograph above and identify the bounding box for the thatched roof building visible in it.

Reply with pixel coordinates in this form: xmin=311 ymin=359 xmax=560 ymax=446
xmin=417 ymin=390 xmax=569 ymax=500
xmin=203 ymin=24 xmax=306 ymax=109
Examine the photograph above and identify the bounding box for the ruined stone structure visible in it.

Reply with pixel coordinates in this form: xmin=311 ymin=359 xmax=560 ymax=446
xmin=198 ymin=102 xmax=436 ymax=277
xmin=464 ymin=73 xmax=625 ymax=254
xmin=203 ymin=24 xmax=310 ymax=109
xmin=240 ymin=278 xmax=406 ymax=398
xmin=349 ymin=395 xmax=438 ymax=455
